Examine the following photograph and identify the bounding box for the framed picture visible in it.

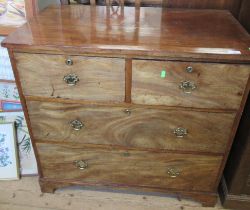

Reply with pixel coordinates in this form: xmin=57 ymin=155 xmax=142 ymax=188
xmin=0 ymin=80 xmax=22 ymax=112
xmin=0 ymin=36 xmax=14 ymax=81
xmin=0 ymin=122 xmax=19 ymax=180
xmin=0 ymin=0 xmax=38 ymax=36
xmin=0 ymin=112 xmax=37 ymax=175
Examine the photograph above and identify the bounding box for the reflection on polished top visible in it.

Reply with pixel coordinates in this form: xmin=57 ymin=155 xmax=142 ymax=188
xmin=2 ymin=5 xmax=250 ymax=62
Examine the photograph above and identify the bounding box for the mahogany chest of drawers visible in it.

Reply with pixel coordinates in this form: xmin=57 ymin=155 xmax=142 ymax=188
xmin=2 ymin=5 xmax=250 ymax=207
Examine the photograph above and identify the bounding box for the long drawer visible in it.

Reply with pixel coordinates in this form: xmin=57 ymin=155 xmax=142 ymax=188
xmin=27 ymin=101 xmax=235 ymax=153
xmin=14 ymin=53 xmax=125 ymax=102
xmin=37 ymin=142 xmax=222 ymax=192
xmin=132 ymin=60 xmax=250 ymax=109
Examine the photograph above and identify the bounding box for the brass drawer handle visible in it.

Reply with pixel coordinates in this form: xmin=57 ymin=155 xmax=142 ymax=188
xmin=74 ymin=160 xmax=88 ymax=170
xmin=70 ymin=120 xmax=84 ymax=131
xmin=179 ymin=81 xmax=196 ymax=94
xmin=173 ymin=127 xmax=188 ymax=138
xmin=124 ymin=109 xmax=131 ymax=115
xmin=167 ymin=168 xmax=180 ymax=178
xmin=186 ymin=66 xmax=193 ymax=73
xmin=66 ymin=58 xmax=73 ymax=66
xmin=63 ymin=73 xmax=79 ymax=86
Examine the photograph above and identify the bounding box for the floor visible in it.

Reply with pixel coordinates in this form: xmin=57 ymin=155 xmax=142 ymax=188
xmin=0 ymin=177 xmax=229 ymax=210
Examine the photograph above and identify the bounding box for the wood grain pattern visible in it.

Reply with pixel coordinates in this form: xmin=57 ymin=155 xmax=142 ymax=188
xmin=7 ymin=49 xmax=43 ymax=177
xmin=132 ymin=60 xmax=250 ymax=109
xmin=37 ymin=142 xmax=222 ymax=192
xmin=2 ymin=6 xmax=250 ymax=63
xmin=26 ymin=101 xmax=235 ymax=154
xmin=25 ymin=95 xmax=237 ymax=113
xmin=14 ymin=53 xmax=125 ymax=102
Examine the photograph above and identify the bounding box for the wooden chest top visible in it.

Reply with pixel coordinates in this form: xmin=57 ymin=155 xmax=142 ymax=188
xmin=2 ymin=5 xmax=250 ymax=62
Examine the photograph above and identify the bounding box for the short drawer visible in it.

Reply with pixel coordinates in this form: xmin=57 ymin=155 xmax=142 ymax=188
xmin=14 ymin=53 xmax=125 ymax=102
xmin=132 ymin=60 xmax=250 ymax=109
xmin=37 ymin=142 xmax=222 ymax=192
xmin=27 ymin=101 xmax=235 ymax=154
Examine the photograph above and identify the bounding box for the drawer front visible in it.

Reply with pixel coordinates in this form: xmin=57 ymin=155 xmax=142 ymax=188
xmin=15 ymin=53 xmax=125 ymax=102
xmin=132 ymin=60 xmax=250 ymax=109
xmin=27 ymin=101 xmax=235 ymax=153
xmin=37 ymin=143 xmax=222 ymax=192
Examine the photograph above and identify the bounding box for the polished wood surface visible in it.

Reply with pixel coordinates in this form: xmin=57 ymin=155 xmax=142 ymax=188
xmin=25 ymin=95 xmax=238 ymax=113
xmin=15 ymin=53 xmax=125 ymax=102
xmin=2 ymin=6 xmax=250 ymax=62
xmin=132 ymin=60 xmax=250 ymax=109
xmin=37 ymin=142 xmax=222 ymax=192
xmin=27 ymin=101 xmax=235 ymax=154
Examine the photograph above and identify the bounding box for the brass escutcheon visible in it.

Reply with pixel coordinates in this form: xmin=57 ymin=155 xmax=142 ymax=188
xmin=179 ymin=80 xmax=196 ymax=94
xmin=65 ymin=58 xmax=73 ymax=66
xmin=63 ymin=73 xmax=79 ymax=86
xmin=173 ymin=127 xmax=188 ymax=138
xmin=124 ymin=109 xmax=131 ymax=115
xmin=186 ymin=66 xmax=193 ymax=73
xmin=167 ymin=168 xmax=180 ymax=178
xmin=74 ymin=160 xmax=88 ymax=170
xmin=70 ymin=119 xmax=84 ymax=131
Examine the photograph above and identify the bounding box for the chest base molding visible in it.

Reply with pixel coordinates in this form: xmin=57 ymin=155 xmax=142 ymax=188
xmin=39 ymin=178 xmax=218 ymax=207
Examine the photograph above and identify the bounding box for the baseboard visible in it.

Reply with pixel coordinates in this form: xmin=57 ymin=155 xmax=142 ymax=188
xmin=219 ymin=176 xmax=250 ymax=210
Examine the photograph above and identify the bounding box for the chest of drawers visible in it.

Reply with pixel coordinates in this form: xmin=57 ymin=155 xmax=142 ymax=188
xmin=2 ymin=5 xmax=250 ymax=207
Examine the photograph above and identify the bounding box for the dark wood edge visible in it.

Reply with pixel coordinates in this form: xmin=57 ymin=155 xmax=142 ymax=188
xmin=35 ymin=139 xmax=225 ymax=156
xmin=3 ymin=47 xmax=250 ymax=64
xmin=125 ymin=58 xmax=132 ymax=103
xmin=24 ymin=95 xmax=237 ymax=114
xmin=8 ymin=49 xmax=42 ymax=177
xmin=39 ymin=177 xmax=218 ymax=207
xmin=219 ymin=176 xmax=250 ymax=209
xmin=214 ymin=75 xmax=250 ymax=190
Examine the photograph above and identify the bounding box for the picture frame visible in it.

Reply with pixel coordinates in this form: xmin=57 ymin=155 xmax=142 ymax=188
xmin=0 ymin=112 xmax=37 ymax=175
xmin=0 ymin=122 xmax=20 ymax=180
xmin=0 ymin=0 xmax=38 ymax=36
